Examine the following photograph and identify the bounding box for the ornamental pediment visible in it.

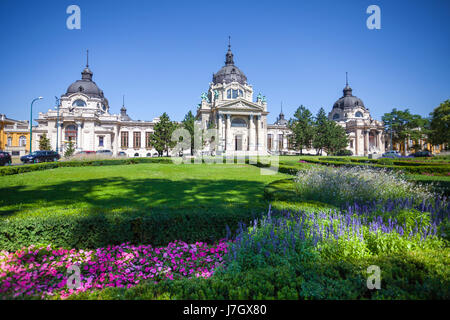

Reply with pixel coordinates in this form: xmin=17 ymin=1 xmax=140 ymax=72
xmin=216 ymin=99 xmax=263 ymax=111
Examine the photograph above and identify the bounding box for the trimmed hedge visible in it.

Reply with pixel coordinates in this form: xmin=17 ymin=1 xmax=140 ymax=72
xmin=0 ymin=158 xmax=174 ymax=176
xmin=0 ymin=205 xmax=266 ymax=252
xmin=304 ymin=158 xmax=450 ymax=175
xmin=319 ymin=157 xmax=449 ymax=167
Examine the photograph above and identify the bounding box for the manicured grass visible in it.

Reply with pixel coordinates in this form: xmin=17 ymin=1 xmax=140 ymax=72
xmin=0 ymin=163 xmax=289 ymax=219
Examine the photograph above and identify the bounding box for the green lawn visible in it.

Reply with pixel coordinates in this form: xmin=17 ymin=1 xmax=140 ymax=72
xmin=0 ymin=163 xmax=289 ymax=219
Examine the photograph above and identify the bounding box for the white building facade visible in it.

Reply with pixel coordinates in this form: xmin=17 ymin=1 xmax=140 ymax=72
xmin=33 ymin=61 xmax=160 ymax=157
xmin=32 ymin=48 xmax=386 ymax=158
xmin=328 ymin=78 xmax=385 ymax=156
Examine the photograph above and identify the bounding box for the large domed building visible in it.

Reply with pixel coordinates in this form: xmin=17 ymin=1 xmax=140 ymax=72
xmin=32 ymin=51 xmax=159 ymax=157
xmin=328 ymin=74 xmax=385 ymax=156
xmin=30 ymin=48 xmax=386 ymax=158
xmin=196 ymin=40 xmax=269 ymax=155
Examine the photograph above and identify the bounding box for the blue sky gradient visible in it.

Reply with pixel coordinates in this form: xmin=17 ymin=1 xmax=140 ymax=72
xmin=0 ymin=0 xmax=449 ymax=124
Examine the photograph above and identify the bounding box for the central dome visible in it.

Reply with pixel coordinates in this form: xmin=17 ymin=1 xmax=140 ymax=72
xmin=212 ymin=44 xmax=247 ymax=85
xmin=65 ymin=66 xmax=104 ymax=99
xmin=332 ymin=84 xmax=365 ymax=110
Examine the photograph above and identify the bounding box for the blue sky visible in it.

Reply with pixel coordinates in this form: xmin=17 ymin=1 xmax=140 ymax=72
xmin=0 ymin=0 xmax=449 ymax=124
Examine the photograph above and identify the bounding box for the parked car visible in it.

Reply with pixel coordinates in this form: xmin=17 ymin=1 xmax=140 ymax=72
xmin=0 ymin=151 xmax=12 ymax=166
xmin=96 ymin=150 xmax=113 ymax=156
xmin=76 ymin=150 xmax=96 ymax=155
xmin=20 ymin=151 xmax=60 ymax=164
xmin=117 ymin=151 xmax=127 ymax=157
xmin=410 ymin=150 xmax=434 ymax=157
xmin=382 ymin=150 xmax=402 ymax=158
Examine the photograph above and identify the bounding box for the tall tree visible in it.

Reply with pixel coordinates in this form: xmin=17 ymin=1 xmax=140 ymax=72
xmin=325 ymin=121 xmax=349 ymax=155
xmin=150 ymin=112 xmax=177 ymax=157
xmin=288 ymin=105 xmax=314 ymax=155
xmin=64 ymin=140 xmax=75 ymax=158
xmin=39 ymin=133 xmax=51 ymax=151
xmin=382 ymin=108 xmax=429 ymax=151
xmin=312 ymin=108 xmax=329 ymax=155
xmin=428 ymin=100 xmax=450 ymax=146
xmin=182 ymin=110 xmax=196 ymax=155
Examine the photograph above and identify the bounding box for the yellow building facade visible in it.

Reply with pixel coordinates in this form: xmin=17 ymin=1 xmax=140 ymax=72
xmin=0 ymin=114 xmax=30 ymax=156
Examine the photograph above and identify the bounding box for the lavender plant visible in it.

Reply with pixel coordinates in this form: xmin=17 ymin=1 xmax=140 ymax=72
xmin=294 ymin=166 xmax=435 ymax=207
xmin=226 ymin=200 xmax=449 ymax=271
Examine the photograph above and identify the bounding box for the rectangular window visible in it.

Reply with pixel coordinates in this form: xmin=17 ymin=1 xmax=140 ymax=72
xmin=98 ymin=136 xmax=104 ymax=147
xmin=278 ymin=134 xmax=283 ymax=150
xmin=133 ymin=132 xmax=141 ymax=148
xmin=145 ymin=132 xmax=152 ymax=148
xmin=121 ymin=132 xmax=129 ymax=148
xmin=267 ymin=134 xmax=273 ymax=151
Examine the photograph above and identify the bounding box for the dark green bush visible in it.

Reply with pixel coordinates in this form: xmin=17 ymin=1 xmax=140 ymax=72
xmin=0 ymin=205 xmax=265 ymax=251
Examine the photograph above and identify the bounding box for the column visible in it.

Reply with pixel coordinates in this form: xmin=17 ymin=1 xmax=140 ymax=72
xmin=249 ymin=114 xmax=255 ymax=151
xmin=226 ymin=114 xmax=231 ymax=151
xmin=355 ymin=129 xmax=360 ymax=156
xmin=113 ymin=125 xmax=119 ymax=155
xmin=364 ymin=130 xmax=369 ymax=155
xmin=256 ymin=115 xmax=262 ymax=152
xmin=218 ymin=113 xmax=223 ymax=152
xmin=76 ymin=122 xmax=82 ymax=150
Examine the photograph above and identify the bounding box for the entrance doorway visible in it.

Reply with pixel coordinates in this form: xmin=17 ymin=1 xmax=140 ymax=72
xmin=235 ymin=135 xmax=243 ymax=151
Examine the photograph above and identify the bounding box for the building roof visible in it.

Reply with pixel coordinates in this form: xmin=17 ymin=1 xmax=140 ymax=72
xmin=212 ymin=41 xmax=247 ymax=85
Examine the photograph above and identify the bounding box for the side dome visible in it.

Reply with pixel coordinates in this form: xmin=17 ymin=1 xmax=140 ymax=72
xmin=212 ymin=43 xmax=247 ymax=85
xmin=332 ymin=84 xmax=365 ymax=110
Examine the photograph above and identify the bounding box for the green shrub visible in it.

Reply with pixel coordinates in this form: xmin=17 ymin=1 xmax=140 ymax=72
xmin=293 ymin=166 xmax=434 ymax=207
xmin=0 ymin=205 xmax=264 ymax=252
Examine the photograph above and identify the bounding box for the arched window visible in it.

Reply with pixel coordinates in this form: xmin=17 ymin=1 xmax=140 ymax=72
xmin=231 ymin=118 xmax=247 ymax=127
xmin=134 ymin=153 xmax=139 ymax=157
xmin=19 ymin=136 xmax=27 ymax=147
xmin=355 ymin=111 xmax=363 ymax=118
xmin=72 ymin=99 xmax=86 ymax=107
xmin=333 ymin=113 xmax=340 ymax=120
xmin=65 ymin=125 xmax=77 ymax=141
xmin=227 ymin=89 xmax=244 ymax=99
xmin=146 ymin=153 xmax=151 ymax=157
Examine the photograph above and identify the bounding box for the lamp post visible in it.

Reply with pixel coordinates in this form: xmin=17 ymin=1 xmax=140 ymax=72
xmin=29 ymin=97 xmax=43 ymax=154
xmin=55 ymin=96 xmax=60 ymax=154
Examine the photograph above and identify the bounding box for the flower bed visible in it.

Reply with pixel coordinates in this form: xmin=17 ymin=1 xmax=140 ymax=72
xmin=0 ymin=240 xmax=228 ymax=299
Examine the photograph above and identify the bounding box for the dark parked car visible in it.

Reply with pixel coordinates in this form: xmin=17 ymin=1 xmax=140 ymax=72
xmin=410 ymin=150 xmax=434 ymax=157
xmin=118 ymin=151 xmax=127 ymax=157
xmin=0 ymin=151 xmax=12 ymax=166
xmin=20 ymin=151 xmax=60 ymax=164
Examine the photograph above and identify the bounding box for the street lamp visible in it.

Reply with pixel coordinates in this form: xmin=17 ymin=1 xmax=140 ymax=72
xmin=29 ymin=97 xmax=43 ymax=154
xmin=55 ymin=96 xmax=60 ymax=154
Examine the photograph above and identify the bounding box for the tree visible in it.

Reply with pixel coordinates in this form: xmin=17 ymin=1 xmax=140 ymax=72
xmin=428 ymin=100 xmax=450 ymax=146
xmin=325 ymin=121 xmax=349 ymax=155
xmin=312 ymin=108 xmax=329 ymax=155
xmin=382 ymin=108 xmax=429 ymax=151
xmin=39 ymin=133 xmax=51 ymax=151
xmin=288 ymin=105 xmax=314 ymax=154
xmin=182 ymin=111 xmax=196 ymax=156
xmin=150 ymin=112 xmax=177 ymax=157
xmin=64 ymin=140 xmax=75 ymax=158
